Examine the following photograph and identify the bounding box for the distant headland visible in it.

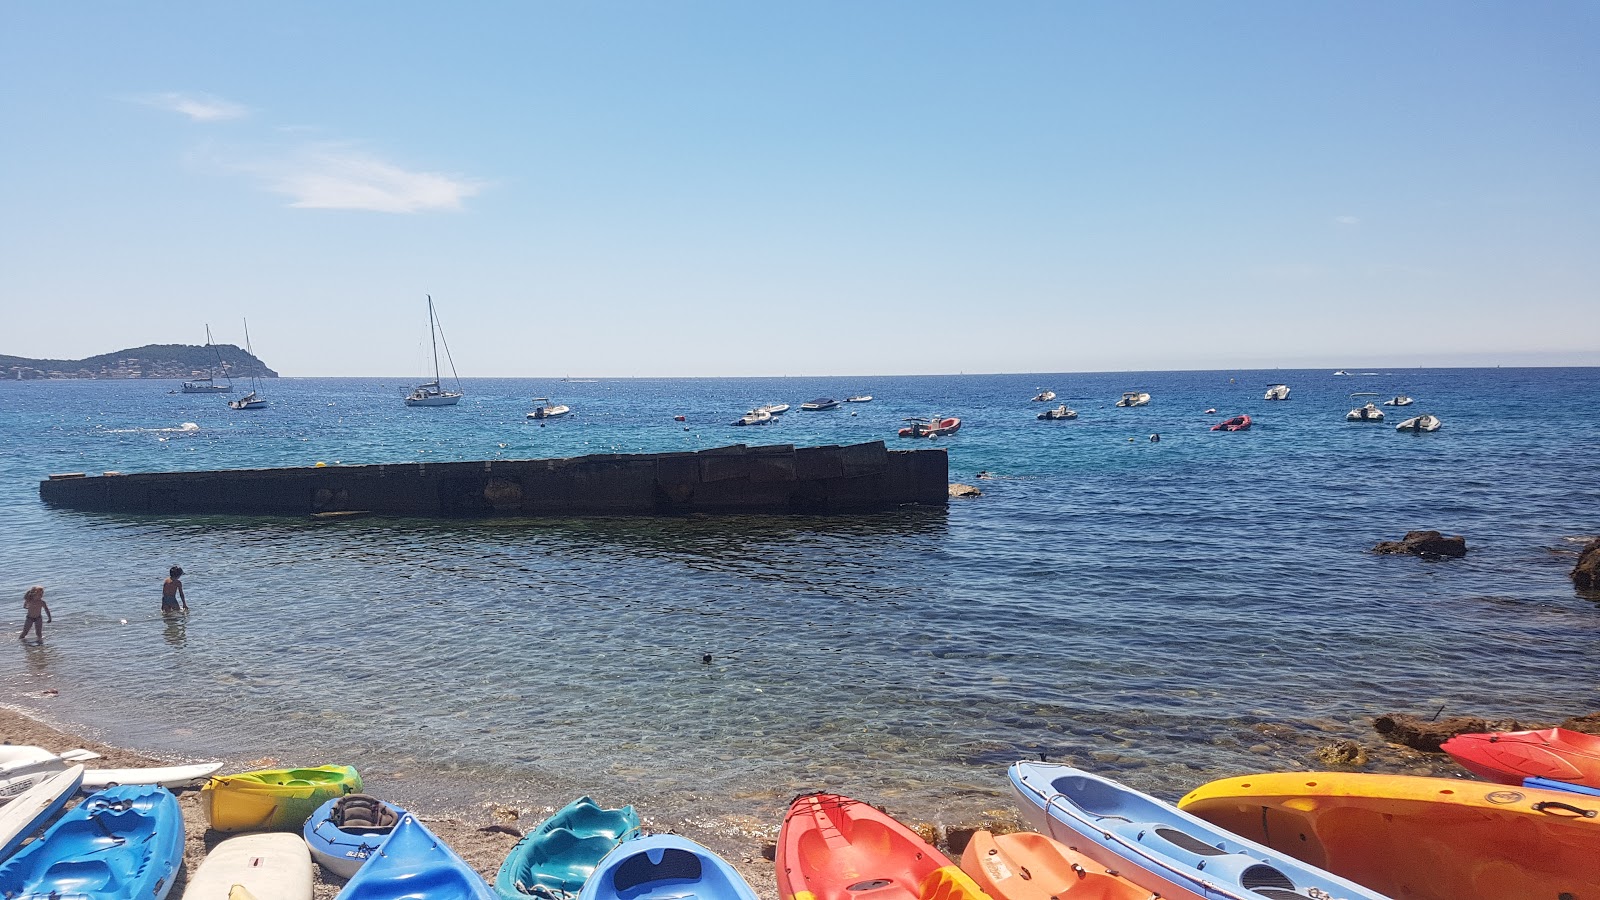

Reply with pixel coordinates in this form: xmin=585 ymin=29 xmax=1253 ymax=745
xmin=0 ymin=344 xmax=276 ymax=381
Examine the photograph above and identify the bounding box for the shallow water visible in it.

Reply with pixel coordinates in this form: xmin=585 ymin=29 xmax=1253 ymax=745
xmin=2 ymin=369 xmax=1597 ymax=838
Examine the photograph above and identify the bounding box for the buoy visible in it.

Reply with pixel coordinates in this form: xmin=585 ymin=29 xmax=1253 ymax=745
xmin=702 ymin=653 xmax=713 ymax=665
xmin=1150 ymin=433 xmax=1160 ymax=442
xmin=315 ymin=461 xmax=327 ymax=467
xmin=1205 ymin=408 xmax=1217 ymax=414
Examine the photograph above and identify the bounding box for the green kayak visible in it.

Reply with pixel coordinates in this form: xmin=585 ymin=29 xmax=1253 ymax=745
xmin=495 ymin=796 xmax=641 ymax=900
xmin=201 ymin=765 xmax=363 ymax=832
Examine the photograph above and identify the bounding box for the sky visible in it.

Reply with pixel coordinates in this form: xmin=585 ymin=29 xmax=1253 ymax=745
xmin=2 ymin=2 xmax=1596 ymax=377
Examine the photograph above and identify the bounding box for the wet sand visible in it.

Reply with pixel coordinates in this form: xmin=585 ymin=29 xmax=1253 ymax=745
xmin=1 ymin=706 xmax=782 ymax=900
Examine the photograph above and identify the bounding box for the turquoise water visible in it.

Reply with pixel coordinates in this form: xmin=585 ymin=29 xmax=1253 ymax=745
xmin=2 ymin=370 xmax=1597 ymax=837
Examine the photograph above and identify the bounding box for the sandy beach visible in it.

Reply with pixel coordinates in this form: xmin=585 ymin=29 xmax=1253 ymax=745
xmin=1 ymin=705 xmax=784 ymax=900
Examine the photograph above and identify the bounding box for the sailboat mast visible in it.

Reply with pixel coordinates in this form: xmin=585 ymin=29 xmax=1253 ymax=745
xmin=427 ymin=294 xmax=441 ymax=383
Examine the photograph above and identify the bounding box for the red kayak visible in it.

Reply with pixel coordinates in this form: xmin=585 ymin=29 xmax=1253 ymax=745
xmin=1441 ymin=727 xmax=1600 ymax=787
xmin=776 ymin=792 xmax=988 ymax=900
xmin=1210 ymin=414 xmax=1250 ymax=432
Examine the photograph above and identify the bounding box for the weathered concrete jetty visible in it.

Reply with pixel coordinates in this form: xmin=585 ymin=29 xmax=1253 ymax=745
xmin=39 ymin=441 xmax=947 ymax=517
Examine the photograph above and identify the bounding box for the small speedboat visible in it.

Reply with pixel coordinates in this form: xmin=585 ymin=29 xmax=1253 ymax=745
xmin=845 ymin=395 xmax=873 ymax=403
xmin=202 ymin=765 xmax=363 ymax=833
xmin=777 ymin=792 xmax=987 ymax=900
xmin=757 ymin=403 xmax=790 ymax=415
xmin=1211 ymin=414 xmax=1251 ymax=431
xmin=1036 ymin=405 xmax=1077 ymax=421
xmin=1263 ymin=384 xmax=1290 ymax=401
xmin=304 ymin=794 xmax=407 ymax=879
xmin=730 ymin=409 xmax=774 ymax=426
xmin=800 ymin=398 xmax=839 ymax=411
xmin=1115 ymin=391 xmax=1150 ymax=407
xmin=527 ymin=399 xmax=571 ymax=420
xmin=898 ymin=417 xmax=961 ymax=438
xmin=577 ymin=834 xmax=756 ymax=900
xmin=1441 ymin=727 xmax=1600 ymax=787
xmin=1031 ymin=390 xmax=1056 ymax=402
xmin=1383 ymin=395 xmax=1414 ymax=406
xmin=1396 ymin=413 xmax=1441 ymax=432
xmin=495 ymin=796 xmax=640 ymax=900
xmin=1346 ymin=402 xmax=1384 ymax=422
xmin=1009 ymin=762 xmax=1390 ymax=900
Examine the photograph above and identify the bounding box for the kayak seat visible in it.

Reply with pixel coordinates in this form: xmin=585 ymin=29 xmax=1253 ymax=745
xmin=332 ymin=794 xmax=398 ymax=832
xmin=1152 ymin=827 xmax=1229 ymax=856
xmin=41 ymin=858 xmax=116 ymax=892
xmin=610 ymin=847 xmax=702 ymax=895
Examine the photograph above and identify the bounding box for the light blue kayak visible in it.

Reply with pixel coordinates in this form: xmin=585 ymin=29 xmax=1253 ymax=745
xmin=576 ymin=834 xmax=757 ymax=900
xmin=495 ymin=796 xmax=640 ymax=900
xmin=0 ymin=784 xmax=183 ymax=900
xmin=335 ymin=813 xmax=493 ymax=900
xmin=303 ymin=794 xmax=409 ymax=879
xmin=1008 ymin=762 xmax=1394 ymax=900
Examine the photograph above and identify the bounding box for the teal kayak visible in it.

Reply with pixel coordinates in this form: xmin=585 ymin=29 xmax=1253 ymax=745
xmin=495 ymin=797 xmax=641 ymax=900
xmin=0 ymin=784 xmax=183 ymax=900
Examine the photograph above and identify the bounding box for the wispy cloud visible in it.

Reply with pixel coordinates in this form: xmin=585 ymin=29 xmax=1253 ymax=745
xmin=1334 ymin=215 xmax=1361 ymax=226
xmin=241 ymin=144 xmax=485 ymax=214
xmin=138 ymin=91 xmax=249 ymax=122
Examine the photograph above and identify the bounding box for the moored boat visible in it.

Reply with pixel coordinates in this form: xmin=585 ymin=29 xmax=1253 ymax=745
xmin=1009 ymin=761 xmax=1390 ymax=900
xmin=1178 ymin=771 xmax=1600 ymax=900
xmin=202 ymin=765 xmax=362 ymax=833
xmin=0 ymin=784 xmax=184 ymax=900
xmin=757 ymin=403 xmax=791 ymax=415
xmin=495 ymin=796 xmax=640 ymax=900
xmin=960 ymin=830 xmax=1147 ymax=900
xmin=336 ymin=814 xmax=493 ymax=900
xmin=898 ymin=416 xmax=961 ymax=438
xmin=1263 ymin=384 xmax=1290 ymax=401
xmin=1037 ymin=405 xmax=1077 ymax=420
xmin=1395 ymin=413 xmax=1441 ymax=432
xmin=185 ymin=833 xmax=313 ymax=900
xmin=303 ymin=794 xmax=407 ymax=879
xmin=731 ymin=409 xmax=775 ymax=426
xmin=227 ymin=319 xmax=269 ymax=410
xmin=1346 ymin=402 xmax=1384 ymax=422
xmin=527 ymin=399 xmax=572 ymax=420
xmin=1115 ymin=391 xmax=1150 ymax=407
xmin=577 ymin=833 xmax=756 ymax=900
xmin=845 ymin=395 xmax=873 ymax=403
xmin=800 ymin=398 xmax=840 ymax=411
xmin=404 ymin=295 xmax=463 ymax=407
xmin=777 ymin=792 xmax=986 ymax=900
xmin=1441 ymin=727 xmax=1600 ymax=787
xmin=182 ymin=325 xmax=233 ymax=394
xmin=1383 ymin=395 xmax=1414 ymax=406
xmin=1031 ymin=390 xmax=1056 ymax=402
xmin=1211 ymin=414 xmax=1251 ymax=432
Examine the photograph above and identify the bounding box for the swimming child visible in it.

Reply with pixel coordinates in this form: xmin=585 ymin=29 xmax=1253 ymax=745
xmin=162 ymin=566 xmax=188 ymax=614
xmin=20 ymin=586 xmax=50 ymax=643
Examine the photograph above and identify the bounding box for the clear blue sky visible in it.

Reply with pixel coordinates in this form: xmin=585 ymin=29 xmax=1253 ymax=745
xmin=3 ymin=2 xmax=1596 ymax=377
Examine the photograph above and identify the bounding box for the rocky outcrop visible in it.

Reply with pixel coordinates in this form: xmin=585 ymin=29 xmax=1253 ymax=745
xmin=1315 ymin=740 xmax=1368 ymax=767
xmin=1561 ymin=712 xmax=1600 ymax=735
xmin=1372 ymin=530 xmax=1467 ymax=559
xmin=1572 ymin=538 xmax=1600 ymax=591
xmin=1373 ymin=713 xmax=1488 ymax=752
xmin=949 ymin=483 xmax=982 ymax=498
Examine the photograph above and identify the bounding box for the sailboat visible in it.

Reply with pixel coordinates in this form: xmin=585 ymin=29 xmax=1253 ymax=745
xmin=404 ymin=295 xmax=463 ymax=407
xmin=181 ymin=326 xmax=232 ymax=393
xmin=227 ymin=319 xmax=268 ymax=410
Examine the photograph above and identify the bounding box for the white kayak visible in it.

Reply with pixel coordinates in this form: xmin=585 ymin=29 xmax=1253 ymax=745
xmin=0 ymin=765 xmax=82 ymax=859
xmin=0 ymin=747 xmax=221 ymax=795
xmin=182 ymin=832 xmax=313 ymax=900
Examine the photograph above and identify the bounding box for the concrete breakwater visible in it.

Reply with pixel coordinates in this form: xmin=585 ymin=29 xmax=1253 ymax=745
xmin=39 ymin=441 xmax=947 ymax=517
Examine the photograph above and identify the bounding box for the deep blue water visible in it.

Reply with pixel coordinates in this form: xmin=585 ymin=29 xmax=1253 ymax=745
xmin=1 ymin=369 xmax=1597 ymax=838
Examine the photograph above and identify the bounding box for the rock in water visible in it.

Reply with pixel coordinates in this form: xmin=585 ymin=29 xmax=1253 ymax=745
xmin=1373 ymin=713 xmax=1488 ymax=752
xmin=1372 ymin=530 xmax=1468 ymax=558
xmin=1315 ymin=740 xmax=1369 ymax=767
xmin=1572 ymin=537 xmax=1600 ymax=590
xmin=1561 ymin=711 xmax=1600 ymax=735
xmin=949 ymin=483 xmax=982 ymax=498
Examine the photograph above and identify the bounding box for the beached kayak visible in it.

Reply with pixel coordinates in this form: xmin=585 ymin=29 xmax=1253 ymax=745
xmin=777 ymin=792 xmax=987 ymax=900
xmin=1441 ymin=726 xmax=1600 ymax=787
xmin=1178 ymin=770 xmax=1600 ymax=900
xmin=0 ymin=746 xmax=221 ymax=797
xmin=0 ymin=765 xmax=82 ymax=862
xmin=183 ymin=832 xmax=313 ymax=900
xmin=1008 ymin=762 xmax=1391 ymax=900
xmin=495 ymin=796 xmax=640 ymax=900
xmin=959 ymin=830 xmax=1147 ymax=900
xmin=578 ymin=833 xmax=757 ymax=900
xmin=336 ymin=814 xmax=493 ymax=900
xmin=0 ymin=784 xmax=183 ymax=900
xmin=303 ymin=794 xmax=408 ymax=879
xmin=202 ymin=765 xmax=362 ymax=832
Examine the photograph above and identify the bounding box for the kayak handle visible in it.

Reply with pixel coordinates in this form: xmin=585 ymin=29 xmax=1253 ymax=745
xmin=1532 ymin=800 xmax=1597 ymax=818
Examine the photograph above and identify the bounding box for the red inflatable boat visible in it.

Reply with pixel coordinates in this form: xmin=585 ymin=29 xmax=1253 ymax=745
xmin=1211 ymin=414 xmax=1251 ymax=432
xmin=898 ymin=416 xmax=961 ymax=438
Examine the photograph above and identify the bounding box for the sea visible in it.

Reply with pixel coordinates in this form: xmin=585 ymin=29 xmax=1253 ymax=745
xmin=2 ymin=368 xmax=1597 ymax=842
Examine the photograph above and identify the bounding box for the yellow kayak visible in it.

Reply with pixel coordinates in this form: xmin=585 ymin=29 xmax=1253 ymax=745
xmin=1178 ymin=771 xmax=1600 ymax=900
xmin=202 ymin=766 xmax=362 ymax=833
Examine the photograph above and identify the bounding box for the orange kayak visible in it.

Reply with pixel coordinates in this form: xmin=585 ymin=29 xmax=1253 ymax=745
xmin=959 ymin=831 xmax=1149 ymax=900
xmin=777 ymin=793 xmax=989 ymax=900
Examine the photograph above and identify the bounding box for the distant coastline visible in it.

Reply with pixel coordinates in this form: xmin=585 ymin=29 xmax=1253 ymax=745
xmin=0 ymin=344 xmax=276 ymax=381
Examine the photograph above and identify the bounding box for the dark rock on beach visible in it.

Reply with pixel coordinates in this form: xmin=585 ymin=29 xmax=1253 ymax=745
xmin=1372 ymin=530 xmax=1467 ymax=559
xmin=1372 ymin=713 xmax=1489 ymax=752
xmin=1562 ymin=712 xmax=1600 ymax=735
xmin=1572 ymin=538 xmax=1600 ymax=590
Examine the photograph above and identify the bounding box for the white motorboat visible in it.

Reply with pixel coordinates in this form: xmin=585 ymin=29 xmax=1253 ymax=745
xmin=527 ymin=398 xmax=571 ymax=420
xmin=800 ymin=397 xmax=840 ymax=411
xmin=1396 ymin=413 xmax=1442 ymax=432
xmin=1037 ymin=405 xmax=1078 ymax=420
xmin=1383 ymin=395 xmax=1415 ymax=406
xmin=1333 ymin=370 xmax=1349 ymax=376
xmin=845 ymin=395 xmax=873 ymax=403
xmin=1263 ymin=384 xmax=1290 ymax=401
xmin=404 ymin=296 xmax=463 ymax=407
xmin=228 ymin=318 xmax=268 ymax=410
xmin=731 ymin=409 xmax=774 ymax=426
xmin=1346 ymin=402 xmax=1384 ymax=422
xmin=181 ymin=325 xmax=232 ymax=393
xmin=1116 ymin=391 xmax=1150 ymax=407
xmin=756 ymin=403 xmax=790 ymax=415
xmin=1031 ymin=390 xmax=1056 ymax=402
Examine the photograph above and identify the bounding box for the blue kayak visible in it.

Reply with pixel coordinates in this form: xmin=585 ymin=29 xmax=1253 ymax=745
xmin=576 ymin=834 xmax=757 ymax=900
xmin=495 ymin=796 xmax=640 ymax=900
xmin=335 ymin=813 xmax=493 ymax=900
xmin=303 ymin=794 xmax=409 ymax=879
xmin=1524 ymin=776 xmax=1600 ymax=797
xmin=0 ymin=784 xmax=183 ymax=900
xmin=1008 ymin=762 xmax=1394 ymax=900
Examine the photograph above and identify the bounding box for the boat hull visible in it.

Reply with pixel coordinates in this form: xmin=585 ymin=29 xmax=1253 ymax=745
xmin=776 ymin=792 xmax=985 ymax=900
xmin=304 ymin=795 xmax=408 ymax=879
xmin=405 ymin=394 xmax=462 ymax=407
xmin=0 ymin=784 xmax=183 ymax=900
xmin=186 ymin=833 xmax=313 ymax=900
xmin=1442 ymin=727 xmax=1600 ymax=787
xmin=1211 ymin=415 xmax=1251 ymax=432
xmin=336 ymin=814 xmax=492 ymax=900
xmin=202 ymin=766 xmax=363 ymax=833
xmin=494 ymin=796 xmax=640 ymax=900
xmin=578 ymin=833 xmax=757 ymax=900
xmin=959 ymin=830 xmax=1147 ymax=900
xmin=1178 ymin=771 xmax=1600 ymax=900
